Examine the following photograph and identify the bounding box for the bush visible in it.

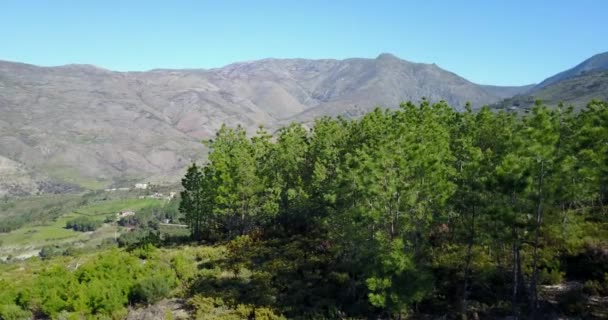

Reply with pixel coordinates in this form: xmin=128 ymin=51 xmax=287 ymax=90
xmin=118 ymin=215 xmax=139 ymax=227
xmin=99 ymin=237 xmax=118 ymax=249
xmin=0 ymin=304 xmax=32 ymax=320
xmin=129 ymin=275 xmax=173 ymax=305
xmin=171 ymin=254 xmax=197 ymax=283
xmin=583 ymin=280 xmax=603 ymax=295
xmin=62 ymin=246 xmax=77 ymax=257
xmin=583 ymin=275 xmax=608 ymax=296
xmin=118 ymin=230 xmax=144 ymax=247
xmin=253 ymin=307 xmax=286 ymax=320
xmin=539 ymin=268 xmax=564 ymax=285
xmin=119 ymin=229 xmax=161 ymax=248
xmin=187 ymin=295 xmax=285 ymax=320
xmin=65 ymin=216 xmax=102 ymax=232
xmin=39 ymin=245 xmax=65 ymax=260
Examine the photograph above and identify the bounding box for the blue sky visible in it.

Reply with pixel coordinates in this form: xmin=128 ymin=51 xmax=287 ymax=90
xmin=1 ymin=1 xmax=606 ymax=85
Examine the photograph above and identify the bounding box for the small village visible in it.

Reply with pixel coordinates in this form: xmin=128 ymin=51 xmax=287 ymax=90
xmin=105 ymin=183 xmax=187 ymax=228
xmin=104 ymin=183 xmax=177 ymax=201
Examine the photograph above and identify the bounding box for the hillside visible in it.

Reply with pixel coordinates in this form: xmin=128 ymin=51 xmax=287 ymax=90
xmin=493 ymin=51 xmax=608 ymax=111
xmin=497 ymin=71 xmax=608 ymax=111
xmin=0 ymin=155 xmax=77 ymax=197
xmin=2 ymin=101 xmax=607 ymax=320
xmin=0 ymin=54 xmax=517 ymax=195
xmin=536 ymin=52 xmax=608 ymax=89
xmin=480 ymin=83 xmax=535 ymax=99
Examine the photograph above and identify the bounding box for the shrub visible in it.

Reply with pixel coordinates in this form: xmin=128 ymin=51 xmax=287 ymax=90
xmin=188 ymin=295 xmax=217 ymax=317
xmin=253 ymin=307 xmax=286 ymax=320
xmin=118 ymin=229 xmax=161 ymax=248
xmin=187 ymin=295 xmax=285 ymax=320
xmin=583 ymin=280 xmax=603 ymax=295
xmin=0 ymin=304 xmax=32 ymax=320
xmin=65 ymin=216 xmax=102 ymax=232
xmin=39 ymin=245 xmax=65 ymax=260
xmin=171 ymin=254 xmax=197 ymax=283
xmin=539 ymin=268 xmax=564 ymax=285
xmin=583 ymin=276 xmax=608 ymax=296
xmin=62 ymin=246 xmax=77 ymax=257
xmin=129 ymin=275 xmax=173 ymax=305
xmin=99 ymin=237 xmax=118 ymax=249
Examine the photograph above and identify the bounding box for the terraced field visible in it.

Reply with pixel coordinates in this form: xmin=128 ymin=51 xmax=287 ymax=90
xmin=0 ymin=197 xmax=163 ymax=259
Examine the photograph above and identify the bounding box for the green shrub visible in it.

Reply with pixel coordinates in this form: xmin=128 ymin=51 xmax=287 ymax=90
xmin=65 ymin=216 xmax=102 ymax=232
xmin=165 ymin=308 xmax=174 ymax=320
xmin=99 ymin=237 xmax=118 ymax=249
xmin=129 ymin=275 xmax=173 ymax=305
xmin=171 ymin=254 xmax=197 ymax=283
xmin=0 ymin=304 xmax=32 ymax=320
xmin=188 ymin=295 xmax=217 ymax=317
xmin=39 ymin=245 xmax=65 ymax=260
xmin=583 ymin=277 xmax=608 ymax=296
xmin=15 ymin=248 xmax=179 ymax=317
xmin=583 ymin=280 xmax=603 ymax=295
xmin=253 ymin=307 xmax=286 ymax=320
xmin=187 ymin=295 xmax=285 ymax=320
xmin=130 ymin=243 xmax=159 ymax=260
xmin=539 ymin=268 xmax=564 ymax=285
xmin=118 ymin=229 xmax=161 ymax=248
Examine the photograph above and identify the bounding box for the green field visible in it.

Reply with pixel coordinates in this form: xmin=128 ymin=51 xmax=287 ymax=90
xmin=0 ymin=197 xmax=163 ymax=258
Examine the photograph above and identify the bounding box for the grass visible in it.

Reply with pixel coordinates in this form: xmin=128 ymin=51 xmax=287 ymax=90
xmin=0 ymin=194 xmax=82 ymax=218
xmin=73 ymin=198 xmax=161 ymax=220
xmin=41 ymin=164 xmax=110 ymax=190
xmin=0 ymin=198 xmax=164 ymax=256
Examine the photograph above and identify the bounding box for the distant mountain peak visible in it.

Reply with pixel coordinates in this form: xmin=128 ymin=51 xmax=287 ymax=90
xmin=59 ymin=63 xmax=106 ymax=70
xmin=376 ymin=53 xmax=400 ymax=61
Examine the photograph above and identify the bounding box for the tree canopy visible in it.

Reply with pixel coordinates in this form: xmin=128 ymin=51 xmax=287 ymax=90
xmin=180 ymin=100 xmax=608 ymax=318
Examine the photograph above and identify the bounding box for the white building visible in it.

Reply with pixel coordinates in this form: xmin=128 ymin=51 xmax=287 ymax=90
xmin=134 ymin=183 xmax=148 ymax=190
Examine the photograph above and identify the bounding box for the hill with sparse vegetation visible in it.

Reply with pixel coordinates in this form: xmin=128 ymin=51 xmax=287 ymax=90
xmin=2 ymin=100 xmax=607 ymax=319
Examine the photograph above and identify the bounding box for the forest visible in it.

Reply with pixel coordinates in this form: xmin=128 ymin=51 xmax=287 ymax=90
xmin=1 ymin=100 xmax=607 ymax=319
xmin=179 ymin=100 xmax=608 ymax=319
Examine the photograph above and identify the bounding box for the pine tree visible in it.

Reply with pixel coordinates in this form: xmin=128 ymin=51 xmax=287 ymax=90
xmin=179 ymin=163 xmax=205 ymax=240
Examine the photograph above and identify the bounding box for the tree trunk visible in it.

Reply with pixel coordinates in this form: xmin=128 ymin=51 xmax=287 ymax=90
xmin=530 ymin=161 xmax=545 ymax=316
xmin=511 ymin=228 xmax=525 ymax=319
xmin=462 ymin=205 xmax=476 ymax=316
xmin=512 ymin=238 xmax=519 ymax=319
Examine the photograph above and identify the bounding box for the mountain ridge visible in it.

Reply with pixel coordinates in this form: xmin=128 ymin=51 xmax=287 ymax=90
xmin=536 ymin=52 xmax=608 ymax=89
xmin=0 ymin=54 xmax=552 ymax=196
xmin=493 ymin=51 xmax=608 ymax=111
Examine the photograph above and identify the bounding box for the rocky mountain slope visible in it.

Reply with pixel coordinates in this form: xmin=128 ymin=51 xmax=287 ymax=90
xmin=495 ymin=51 xmax=608 ymax=111
xmin=536 ymin=52 xmax=608 ymax=89
xmin=0 ymin=54 xmax=527 ymax=195
xmin=480 ymin=84 xmax=535 ymax=99
xmin=498 ymin=71 xmax=608 ymax=111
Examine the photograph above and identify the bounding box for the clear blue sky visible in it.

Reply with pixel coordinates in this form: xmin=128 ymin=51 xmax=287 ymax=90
xmin=1 ymin=0 xmax=607 ymax=86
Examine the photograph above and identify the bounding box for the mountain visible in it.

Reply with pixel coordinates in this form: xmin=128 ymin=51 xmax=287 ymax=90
xmin=494 ymin=51 xmax=608 ymax=111
xmin=536 ymin=52 xmax=608 ymax=89
xmin=498 ymin=71 xmax=608 ymax=110
xmin=479 ymin=84 xmax=535 ymax=99
xmin=0 ymin=54 xmax=520 ymax=196
xmin=0 ymin=155 xmax=78 ymax=197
